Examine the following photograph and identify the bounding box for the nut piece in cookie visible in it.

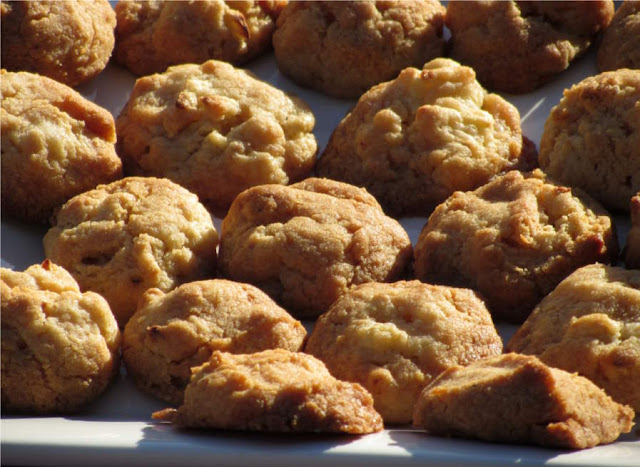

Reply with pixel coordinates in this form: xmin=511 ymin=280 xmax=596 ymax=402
xmin=1 ymin=70 xmax=122 ymax=224
xmin=446 ymin=1 xmax=614 ymax=93
xmin=123 ymin=279 xmax=307 ymax=405
xmin=116 ymin=60 xmax=317 ymax=216
xmin=539 ymin=69 xmax=640 ymax=212
xmin=1 ymin=260 xmax=121 ymax=414
xmin=152 ymin=349 xmax=384 ymax=434
xmin=218 ymin=178 xmax=413 ymax=319
xmin=598 ymin=1 xmax=640 ymax=72
xmin=114 ymin=0 xmax=285 ymax=76
xmin=412 ymin=353 xmax=635 ymax=449
xmin=1 ymin=0 xmax=116 ymax=87
xmin=316 ymin=58 xmax=537 ymax=217
xmin=626 ymin=193 xmax=640 ymax=268
xmin=43 ymin=177 xmax=219 ymax=327
xmin=305 ymin=281 xmax=502 ymax=424
xmin=414 ymin=170 xmax=619 ymax=323
xmin=507 ymin=264 xmax=640 ymax=411
xmin=273 ymin=0 xmax=446 ymax=99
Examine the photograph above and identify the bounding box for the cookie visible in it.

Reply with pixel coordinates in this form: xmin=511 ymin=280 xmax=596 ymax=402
xmin=272 ymin=0 xmax=445 ymax=99
xmin=446 ymin=1 xmax=614 ymax=93
xmin=123 ymin=279 xmax=307 ymax=405
xmin=305 ymin=281 xmax=502 ymax=424
xmin=218 ymin=178 xmax=413 ymax=319
xmin=114 ymin=0 xmax=285 ymax=76
xmin=412 ymin=353 xmax=635 ymax=449
xmin=316 ymin=58 xmax=537 ymax=217
xmin=1 ymin=0 xmax=115 ymax=87
xmin=539 ymin=69 xmax=640 ymax=212
xmin=1 ymin=70 xmax=122 ymax=224
xmin=507 ymin=264 xmax=640 ymax=411
xmin=598 ymin=1 xmax=640 ymax=72
xmin=43 ymin=177 xmax=219 ymax=327
xmin=1 ymin=260 xmax=121 ymax=414
xmin=152 ymin=349 xmax=384 ymax=434
xmin=626 ymin=193 xmax=640 ymax=268
xmin=414 ymin=170 xmax=619 ymax=323
xmin=116 ymin=59 xmax=317 ymax=216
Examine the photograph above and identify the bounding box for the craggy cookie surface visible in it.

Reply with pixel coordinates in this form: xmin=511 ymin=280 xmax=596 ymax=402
xmin=273 ymin=0 xmax=445 ymax=99
xmin=305 ymin=281 xmax=502 ymax=424
xmin=43 ymin=177 xmax=219 ymax=326
xmin=1 ymin=260 xmax=121 ymax=414
xmin=598 ymin=1 xmax=640 ymax=71
xmin=317 ymin=58 xmax=536 ymax=217
xmin=1 ymin=70 xmax=122 ymax=224
xmin=123 ymin=279 xmax=307 ymax=405
xmin=626 ymin=193 xmax=640 ymax=268
xmin=116 ymin=60 xmax=317 ymax=216
xmin=219 ymin=178 xmax=413 ymax=319
xmin=414 ymin=170 xmax=619 ymax=323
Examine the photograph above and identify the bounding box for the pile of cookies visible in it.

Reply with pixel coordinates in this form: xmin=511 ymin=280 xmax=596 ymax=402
xmin=2 ymin=0 xmax=639 ymax=452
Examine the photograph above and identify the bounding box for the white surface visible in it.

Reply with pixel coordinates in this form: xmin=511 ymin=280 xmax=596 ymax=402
xmin=2 ymin=42 xmax=639 ymax=467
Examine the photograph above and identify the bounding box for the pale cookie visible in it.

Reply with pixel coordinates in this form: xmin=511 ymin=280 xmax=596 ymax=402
xmin=273 ymin=0 xmax=446 ymax=99
xmin=305 ymin=281 xmax=502 ymax=424
xmin=626 ymin=193 xmax=640 ymax=268
xmin=218 ymin=178 xmax=413 ymax=319
xmin=316 ymin=58 xmax=537 ymax=217
xmin=598 ymin=1 xmax=640 ymax=72
xmin=539 ymin=69 xmax=640 ymax=212
xmin=152 ymin=349 xmax=384 ymax=434
xmin=446 ymin=0 xmax=614 ymax=93
xmin=123 ymin=279 xmax=307 ymax=405
xmin=507 ymin=264 xmax=640 ymax=412
xmin=1 ymin=0 xmax=115 ymax=87
xmin=414 ymin=170 xmax=619 ymax=323
xmin=413 ymin=353 xmax=635 ymax=449
xmin=1 ymin=260 xmax=121 ymax=414
xmin=43 ymin=177 xmax=219 ymax=327
xmin=114 ymin=0 xmax=285 ymax=76
xmin=116 ymin=60 xmax=317 ymax=216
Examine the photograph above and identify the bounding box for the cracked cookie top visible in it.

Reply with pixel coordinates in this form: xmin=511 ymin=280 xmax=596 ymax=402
xmin=597 ymin=0 xmax=640 ymax=72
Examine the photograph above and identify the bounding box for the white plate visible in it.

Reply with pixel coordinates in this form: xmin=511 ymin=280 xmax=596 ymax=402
xmin=2 ymin=34 xmax=639 ymax=467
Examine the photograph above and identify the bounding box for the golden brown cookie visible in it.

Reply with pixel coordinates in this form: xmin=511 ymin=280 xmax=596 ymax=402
xmin=116 ymin=59 xmax=317 ymax=216
xmin=123 ymin=279 xmax=307 ymax=405
xmin=598 ymin=1 xmax=640 ymax=72
xmin=305 ymin=281 xmax=502 ymax=424
xmin=1 ymin=70 xmax=122 ymax=224
xmin=1 ymin=0 xmax=116 ymax=87
xmin=43 ymin=177 xmax=219 ymax=327
xmin=412 ymin=353 xmax=635 ymax=449
xmin=1 ymin=260 xmax=121 ymax=414
xmin=316 ymin=58 xmax=537 ymax=217
xmin=218 ymin=178 xmax=413 ymax=319
xmin=272 ymin=0 xmax=446 ymax=99
xmin=446 ymin=0 xmax=614 ymax=93
xmin=114 ymin=0 xmax=285 ymax=76
xmin=626 ymin=193 xmax=640 ymax=268
xmin=507 ymin=264 xmax=640 ymax=411
xmin=414 ymin=170 xmax=619 ymax=323
xmin=152 ymin=349 xmax=384 ymax=434
xmin=538 ymin=69 xmax=640 ymax=212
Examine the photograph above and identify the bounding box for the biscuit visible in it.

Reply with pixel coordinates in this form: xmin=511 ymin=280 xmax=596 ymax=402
xmin=507 ymin=264 xmax=640 ymax=411
xmin=43 ymin=177 xmax=219 ymax=327
xmin=272 ymin=0 xmax=446 ymax=99
xmin=116 ymin=60 xmax=317 ymax=216
xmin=1 ymin=0 xmax=115 ymax=87
xmin=1 ymin=70 xmax=122 ymax=224
xmin=305 ymin=281 xmax=502 ymax=424
xmin=123 ymin=279 xmax=307 ymax=405
xmin=626 ymin=193 xmax=640 ymax=268
xmin=414 ymin=170 xmax=619 ymax=323
xmin=152 ymin=349 xmax=384 ymax=434
xmin=538 ymin=69 xmax=640 ymax=212
xmin=114 ymin=0 xmax=285 ymax=76
xmin=446 ymin=1 xmax=614 ymax=93
xmin=412 ymin=353 xmax=635 ymax=449
xmin=316 ymin=58 xmax=537 ymax=217
xmin=1 ymin=260 xmax=121 ymax=414
xmin=218 ymin=178 xmax=413 ymax=319
xmin=597 ymin=1 xmax=640 ymax=72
